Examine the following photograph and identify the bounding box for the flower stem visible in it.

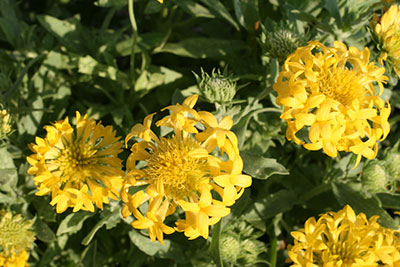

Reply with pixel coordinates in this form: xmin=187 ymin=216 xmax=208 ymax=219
xmin=128 ymin=0 xmax=138 ymax=86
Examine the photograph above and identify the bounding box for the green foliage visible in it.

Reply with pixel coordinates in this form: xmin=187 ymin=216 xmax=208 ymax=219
xmin=0 ymin=0 xmax=400 ymax=266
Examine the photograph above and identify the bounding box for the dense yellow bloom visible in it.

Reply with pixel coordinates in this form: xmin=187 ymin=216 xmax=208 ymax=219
xmin=288 ymin=205 xmax=400 ymax=266
xmin=373 ymin=4 xmax=400 ymax=78
xmin=0 ymin=108 xmax=11 ymax=139
xmin=0 ymin=211 xmax=35 ymax=267
xmin=273 ymin=41 xmax=390 ymax=166
xmin=27 ymin=112 xmax=123 ymax=213
xmin=121 ymin=95 xmax=251 ymax=243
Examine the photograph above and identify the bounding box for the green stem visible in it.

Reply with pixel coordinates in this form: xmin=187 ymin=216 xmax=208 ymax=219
xmin=128 ymin=0 xmax=138 ymax=86
xmin=269 ymin=236 xmax=277 ymax=267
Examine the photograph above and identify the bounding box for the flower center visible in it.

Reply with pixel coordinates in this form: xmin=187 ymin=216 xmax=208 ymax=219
xmin=145 ymin=135 xmax=210 ymax=201
xmin=56 ymin=141 xmax=98 ymax=182
xmin=317 ymin=67 xmax=366 ymax=106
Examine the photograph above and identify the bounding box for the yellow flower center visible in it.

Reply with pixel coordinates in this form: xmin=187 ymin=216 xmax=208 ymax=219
xmin=317 ymin=67 xmax=365 ymax=106
xmin=56 ymin=141 xmax=98 ymax=183
xmin=145 ymin=135 xmax=210 ymax=200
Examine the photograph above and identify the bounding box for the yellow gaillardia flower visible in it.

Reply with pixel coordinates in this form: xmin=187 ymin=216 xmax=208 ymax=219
xmin=0 ymin=108 xmax=12 ymax=139
xmin=27 ymin=112 xmax=123 ymax=213
xmin=373 ymin=4 xmax=400 ymax=78
xmin=0 ymin=211 xmax=35 ymax=267
xmin=273 ymin=41 xmax=390 ymax=166
xmin=288 ymin=205 xmax=400 ymax=266
xmin=121 ymin=95 xmax=251 ymax=243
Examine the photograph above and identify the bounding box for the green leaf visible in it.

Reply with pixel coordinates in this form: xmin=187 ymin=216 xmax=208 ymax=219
xmin=232 ymin=0 xmax=260 ymax=30
xmin=17 ymin=95 xmax=44 ymax=135
xmin=134 ymin=65 xmax=183 ymax=97
xmin=57 ymin=212 xmax=93 ymax=236
xmin=81 ymin=207 xmax=120 ymax=245
xmin=115 ymin=32 xmax=166 ymax=56
xmin=78 ymin=55 xmax=122 ymax=80
xmin=34 ymin=217 xmax=56 ymax=242
xmin=241 ymin=151 xmax=289 ymax=179
xmin=0 ymin=147 xmax=17 ymax=192
xmin=323 ymin=0 xmax=342 ymax=27
xmin=209 ymin=220 xmax=223 ymax=267
xmin=159 ymin=38 xmax=245 ymax=59
xmin=128 ymin=230 xmax=186 ymax=263
xmin=377 ymin=192 xmax=400 ymax=210
xmin=37 ymin=15 xmax=81 ymax=51
xmin=172 ymin=0 xmax=214 ymax=18
xmin=81 ymin=240 xmax=97 ymax=267
xmin=332 ymin=182 xmax=398 ymax=229
xmin=199 ymin=0 xmax=240 ymax=30
xmin=243 ymin=190 xmax=298 ymax=231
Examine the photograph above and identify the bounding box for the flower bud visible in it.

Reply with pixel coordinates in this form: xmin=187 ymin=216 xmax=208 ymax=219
xmin=194 ymin=68 xmax=236 ymax=105
xmin=384 ymin=151 xmax=400 ymax=180
xmin=260 ymin=24 xmax=305 ymax=63
xmin=362 ymin=160 xmax=392 ymax=193
xmin=0 ymin=211 xmax=35 ymax=257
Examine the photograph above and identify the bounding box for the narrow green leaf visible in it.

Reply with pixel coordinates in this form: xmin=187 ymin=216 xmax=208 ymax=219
xmin=94 ymin=0 xmax=127 ymax=7
xmin=82 ymin=240 xmax=97 ymax=267
xmin=199 ymin=0 xmax=240 ymax=30
xmin=323 ymin=0 xmax=342 ymax=27
xmin=241 ymin=151 xmax=289 ymax=179
xmin=172 ymin=0 xmax=214 ymax=18
xmin=209 ymin=220 xmax=223 ymax=267
xmin=332 ymin=182 xmax=398 ymax=229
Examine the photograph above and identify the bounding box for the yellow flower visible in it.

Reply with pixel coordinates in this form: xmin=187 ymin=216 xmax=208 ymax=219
xmin=27 ymin=112 xmax=123 ymax=213
xmin=288 ymin=205 xmax=400 ymax=266
xmin=273 ymin=41 xmax=390 ymax=167
xmin=0 ymin=108 xmax=11 ymax=139
xmin=373 ymin=4 xmax=400 ymax=78
xmin=121 ymin=95 xmax=251 ymax=243
xmin=0 ymin=211 xmax=35 ymax=267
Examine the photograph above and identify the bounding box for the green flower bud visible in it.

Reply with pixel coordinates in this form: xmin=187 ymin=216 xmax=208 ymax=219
xmin=220 ymin=235 xmax=241 ymax=265
xmin=194 ymin=68 xmax=236 ymax=105
xmin=0 ymin=108 xmax=11 ymax=139
xmin=362 ymin=160 xmax=393 ymax=193
xmin=0 ymin=211 xmax=35 ymax=256
xmin=260 ymin=24 xmax=305 ymax=63
xmin=384 ymin=152 xmax=400 ymax=180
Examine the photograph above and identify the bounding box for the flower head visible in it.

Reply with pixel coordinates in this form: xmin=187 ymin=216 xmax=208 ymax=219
xmin=288 ymin=205 xmax=400 ymax=266
xmin=0 ymin=211 xmax=35 ymax=267
xmin=273 ymin=41 xmax=390 ymax=166
xmin=121 ymin=95 xmax=251 ymax=243
xmin=373 ymin=4 xmax=400 ymax=78
xmin=27 ymin=112 xmax=123 ymax=213
xmin=0 ymin=108 xmax=11 ymax=139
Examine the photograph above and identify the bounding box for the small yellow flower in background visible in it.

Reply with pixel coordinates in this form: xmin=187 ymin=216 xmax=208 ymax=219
xmin=0 ymin=108 xmax=12 ymax=139
xmin=0 ymin=211 xmax=35 ymax=267
xmin=273 ymin=41 xmax=391 ymax=167
xmin=27 ymin=112 xmax=123 ymax=213
xmin=121 ymin=95 xmax=251 ymax=243
xmin=373 ymin=4 xmax=400 ymax=78
xmin=288 ymin=205 xmax=400 ymax=266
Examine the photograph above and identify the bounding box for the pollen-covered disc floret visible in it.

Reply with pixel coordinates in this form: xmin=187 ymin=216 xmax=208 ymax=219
xmin=288 ymin=205 xmax=400 ymax=266
xmin=273 ymin=41 xmax=390 ymax=166
xmin=27 ymin=112 xmax=123 ymax=213
xmin=121 ymin=95 xmax=251 ymax=243
xmin=0 ymin=211 xmax=35 ymax=267
xmin=373 ymin=4 xmax=400 ymax=78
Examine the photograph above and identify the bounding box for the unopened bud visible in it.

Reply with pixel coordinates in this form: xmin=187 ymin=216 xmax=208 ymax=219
xmin=194 ymin=68 xmax=236 ymax=105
